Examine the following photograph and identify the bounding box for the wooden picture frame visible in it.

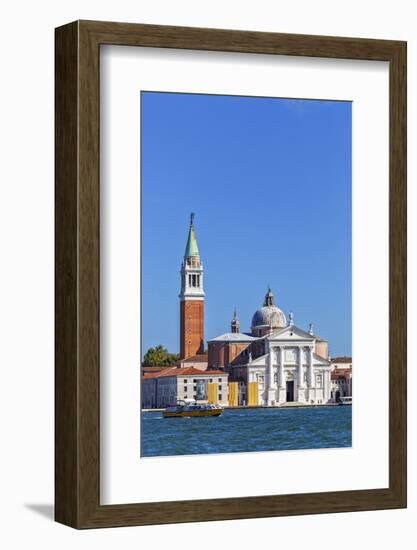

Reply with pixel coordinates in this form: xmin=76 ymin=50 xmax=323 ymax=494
xmin=55 ymin=20 xmax=407 ymax=528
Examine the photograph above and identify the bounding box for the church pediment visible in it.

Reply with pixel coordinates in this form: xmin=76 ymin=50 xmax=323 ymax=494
xmin=249 ymin=354 xmax=267 ymax=366
xmin=267 ymin=325 xmax=315 ymax=342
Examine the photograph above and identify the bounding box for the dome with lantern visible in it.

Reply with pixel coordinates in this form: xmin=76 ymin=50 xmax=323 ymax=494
xmin=251 ymin=286 xmax=286 ymax=334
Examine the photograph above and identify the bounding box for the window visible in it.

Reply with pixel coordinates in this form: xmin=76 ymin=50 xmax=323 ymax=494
xmin=219 ymin=385 xmax=222 ymax=391
xmin=218 ymin=394 xmax=222 ymax=400
xmin=218 ymin=378 xmax=222 ymax=382
xmin=209 ymin=378 xmax=213 ymax=383
xmin=257 ymin=374 xmax=264 ymax=389
xmin=184 ymin=379 xmax=188 ymax=383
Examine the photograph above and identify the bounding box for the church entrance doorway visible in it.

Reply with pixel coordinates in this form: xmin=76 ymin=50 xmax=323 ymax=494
xmin=286 ymin=381 xmax=294 ymax=402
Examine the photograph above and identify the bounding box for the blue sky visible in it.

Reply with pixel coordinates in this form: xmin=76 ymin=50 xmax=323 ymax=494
xmin=141 ymin=92 xmax=352 ymax=357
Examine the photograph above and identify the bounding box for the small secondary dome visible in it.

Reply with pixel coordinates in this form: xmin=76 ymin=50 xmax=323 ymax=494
xmin=251 ymin=287 xmax=286 ymax=330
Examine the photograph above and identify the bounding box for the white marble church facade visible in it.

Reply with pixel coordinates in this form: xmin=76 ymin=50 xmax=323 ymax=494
xmin=232 ymin=325 xmax=333 ymax=405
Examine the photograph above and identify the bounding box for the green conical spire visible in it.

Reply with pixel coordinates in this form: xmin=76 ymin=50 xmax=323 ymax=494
xmin=184 ymin=212 xmax=200 ymax=258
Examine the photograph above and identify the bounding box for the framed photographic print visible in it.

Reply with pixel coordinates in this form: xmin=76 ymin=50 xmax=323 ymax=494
xmin=55 ymin=20 xmax=406 ymax=528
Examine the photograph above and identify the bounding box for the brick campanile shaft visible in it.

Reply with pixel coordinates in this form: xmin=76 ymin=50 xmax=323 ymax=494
xmin=179 ymin=213 xmax=205 ymax=359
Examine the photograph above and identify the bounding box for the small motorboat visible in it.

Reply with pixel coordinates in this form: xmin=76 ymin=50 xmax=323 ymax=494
xmin=163 ymin=401 xmax=223 ymax=418
xmin=338 ymin=396 xmax=352 ymax=405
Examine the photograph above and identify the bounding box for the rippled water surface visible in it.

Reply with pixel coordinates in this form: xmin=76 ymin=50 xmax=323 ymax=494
xmin=141 ymin=405 xmax=352 ymax=457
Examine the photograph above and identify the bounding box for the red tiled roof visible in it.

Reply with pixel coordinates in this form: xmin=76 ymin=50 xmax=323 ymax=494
xmin=180 ymin=354 xmax=208 ymax=363
xmin=143 ymin=367 xmax=228 ymax=379
xmin=141 ymin=365 xmax=168 ymax=372
xmin=331 ymin=356 xmax=352 ymax=363
xmin=331 ymin=368 xmax=352 ymax=380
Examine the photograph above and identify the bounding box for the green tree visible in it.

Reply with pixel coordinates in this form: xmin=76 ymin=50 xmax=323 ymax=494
xmin=142 ymin=345 xmax=180 ymax=367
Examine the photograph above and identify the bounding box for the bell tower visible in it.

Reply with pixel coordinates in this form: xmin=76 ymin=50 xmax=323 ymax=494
xmin=179 ymin=213 xmax=205 ymax=359
xmin=231 ymin=308 xmax=240 ymax=333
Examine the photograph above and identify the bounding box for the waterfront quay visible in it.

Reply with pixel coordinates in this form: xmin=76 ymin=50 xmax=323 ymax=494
xmin=142 ymin=402 xmax=345 ymax=413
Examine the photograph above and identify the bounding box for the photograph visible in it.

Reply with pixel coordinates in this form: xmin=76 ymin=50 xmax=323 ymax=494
xmin=140 ymin=91 xmax=352 ymax=457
